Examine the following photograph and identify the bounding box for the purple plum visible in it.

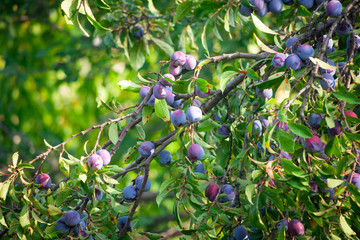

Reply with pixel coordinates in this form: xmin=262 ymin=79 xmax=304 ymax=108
xmin=171 ymin=110 xmax=186 ymax=127
xmin=186 ymin=106 xmax=202 ymax=123
xmin=188 ymin=144 xmax=204 ymax=160
xmin=205 ymin=183 xmax=219 ymax=202
xmin=139 ymin=141 xmax=155 ymax=157
xmin=158 ymin=150 xmax=172 ymax=166
xmin=35 ymin=173 xmax=52 ymax=190
xmin=88 ymin=154 xmax=103 ymax=171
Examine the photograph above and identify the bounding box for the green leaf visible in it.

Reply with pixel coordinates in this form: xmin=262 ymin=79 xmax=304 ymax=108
xmin=12 ymin=152 xmax=19 ymax=167
xmin=255 ymin=78 xmax=281 ymax=89
xmin=19 ymin=205 xmax=30 ymax=229
xmin=201 ymin=18 xmax=211 ymax=56
xmin=275 ymin=79 xmax=290 ymax=104
xmin=276 ymin=130 xmax=295 ymax=153
xmin=108 ymin=122 xmax=118 ymax=145
xmin=48 ymin=205 xmax=62 ymax=216
xmin=174 ymin=1 xmax=193 ymax=23
xmin=326 ymin=179 xmax=344 ymax=188
xmin=251 ymin=13 xmax=279 ymax=35
xmin=324 ymin=136 xmax=341 ymax=158
xmin=196 ymin=78 xmax=212 ymax=93
xmin=142 ymin=105 xmax=153 ymax=125
xmin=224 ymin=8 xmax=230 ymax=32
xmin=86 ymin=14 xmax=108 ymax=30
xmin=154 ymin=99 xmax=170 ymax=122
xmin=17 ymin=163 xmax=35 ymax=169
xmin=148 ymin=0 xmax=160 ymax=15
xmin=281 ymin=158 xmax=305 ymax=177
xmin=157 ymin=179 xmax=175 ymax=205
xmin=220 ymin=71 xmax=237 ymax=92
xmin=332 ymin=91 xmax=360 ymax=104
xmin=118 ymin=80 xmax=141 ymax=92
xmin=247 ymin=68 xmax=261 ymax=80
xmin=193 ymin=131 xmax=214 ymax=149
xmin=129 ymin=42 xmax=145 ymax=70
xmin=339 ymin=215 xmax=356 ymax=237
xmin=151 ymin=37 xmax=174 ymax=56
xmin=309 ymin=57 xmax=337 ymax=70
xmin=249 ymin=197 xmax=266 ymax=230
xmin=32 ymin=210 xmax=48 ymax=225
xmin=254 ymin=33 xmax=278 ymax=53
xmin=245 ymin=184 xmax=256 ymax=204
xmin=0 ymin=208 xmax=8 ymax=228
xmin=287 ymin=122 xmax=312 ymax=138
xmin=0 ymin=180 xmax=11 ymax=201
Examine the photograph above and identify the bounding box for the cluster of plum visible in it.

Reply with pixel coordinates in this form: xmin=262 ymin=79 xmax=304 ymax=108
xmin=139 ymin=51 xmax=199 ymax=109
xmin=239 ymin=0 xmax=342 ymax=18
xmin=54 ymin=210 xmax=92 ymax=239
xmin=231 ymin=218 xmax=304 ymax=239
xmin=122 ymin=175 xmax=151 ymax=202
xmin=132 ymin=25 xmax=145 ymax=40
xmin=87 ymin=149 xmax=112 ymax=170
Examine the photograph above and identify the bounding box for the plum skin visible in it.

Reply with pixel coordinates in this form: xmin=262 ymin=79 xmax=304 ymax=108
xmin=219 ymin=184 xmax=235 ymax=203
xmin=170 ymin=51 xmax=186 ymax=66
xmin=135 ymin=175 xmax=151 ymax=191
xmin=286 ymin=54 xmax=302 ymax=70
xmin=64 ymin=210 xmax=81 ymax=227
xmin=296 ymin=44 xmax=314 ymax=60
xmin=88 ymin=154 xmax=103 ymax=171
xmin=117 ymin=216 xmax=133 ymax=232
xmin=288 ymin=219 xmax=305 ymax=236
xmin=171 ymin=110 xmax=186 ymax=127
xmin=138 ymin=141 xmax=155 ymax=157
xmin=319 ymin=73 xmax=335 ymax=90
xmin=252 ymin=120 xmax=262 ymax=137
xmin=326 ymin=1 xmax=342 ymax=17
xmin=139 ymin=86 xmax=150 ymax=99
xmin=123 ymin=185 xmax=138 ymax=202
xmin=158 ymin=150 xmax=172 ymax=165
xmin=205 ymin=183 xmax=219 ymax=202
xmin=186 ymin=106 xmax=203 ymax=123
xmin=308 ymin=113 xmax=323 ymax=129
xmin=188 ymin=144 xmax=204 ymax=160
xmin=233 ymin=225 xmax=249 ymax=240
xmin=35 ymin=173 xmax=52 ymax=190
xmin=305 ymin=135 xmax=324 ymax=153
xmin=184 ymin=55 xmax=197 ymax=70
xmin=96 ymin=149 xmax=111 ymax=165
xmin=272 ymin=53 xmax=286 ymax=68
xmin=194 ymin=163 xmax=205 ymax=174
xmin=160 ymin=73 xmax=175 ymax=86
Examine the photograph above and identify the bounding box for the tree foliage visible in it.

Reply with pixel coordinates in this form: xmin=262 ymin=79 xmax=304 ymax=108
xmin=1 ymin=0 xmax=360 ymax=239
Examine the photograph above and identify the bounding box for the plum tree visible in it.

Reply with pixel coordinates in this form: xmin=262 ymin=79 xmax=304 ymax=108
xmin=2 ymin=0 xmax=360 ymax=239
